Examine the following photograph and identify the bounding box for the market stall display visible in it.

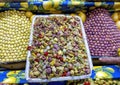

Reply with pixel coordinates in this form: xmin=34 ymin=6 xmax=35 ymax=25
xmin=0 ymin=0 xmax=120 ymax=84
xmin=84 ymin=8 xmax=120 ymax=58
xmin=0 ymin=10 xmax=31 ymax=63
xmin=26 ymin=15 xmax=92 ymax=82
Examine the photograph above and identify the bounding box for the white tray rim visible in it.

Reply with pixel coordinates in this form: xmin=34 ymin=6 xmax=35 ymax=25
xmin=25 ymin=14 xmax=93 ymax=83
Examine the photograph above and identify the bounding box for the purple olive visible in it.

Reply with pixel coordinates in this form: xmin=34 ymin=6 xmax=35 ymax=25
xmin=64 ymin=67 xmax=69 ymax=72
xmin=66 ymin=72 xmax=71 ymax=76
xmin=46 ymin=68 xmax=52 ymax=74
xmin=46 ymin=64 xmax=51 ymax=68
xmin=48 ymin=57 xmax=52 ymax=62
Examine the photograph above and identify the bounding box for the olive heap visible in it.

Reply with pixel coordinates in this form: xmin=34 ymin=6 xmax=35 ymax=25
xmin=0 ymin=10 xmax=31 ymax=63
xmin=84 ymin=8 xmax=120 ymax=57
xmin=29 ymin=16 xmax=90 ymax=79
xmin=67 ymin=79 xmax=120 ymax=85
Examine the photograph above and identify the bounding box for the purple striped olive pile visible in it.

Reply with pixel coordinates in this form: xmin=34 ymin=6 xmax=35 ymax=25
xmin=84 ymin=8 xmax=120 ymax=57
xmin=28 ymin=16 xmax=90 ymax=79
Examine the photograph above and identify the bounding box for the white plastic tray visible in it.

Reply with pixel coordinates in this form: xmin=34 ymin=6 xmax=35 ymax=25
xmin=25 ymin=15 xmax=93 ymax=82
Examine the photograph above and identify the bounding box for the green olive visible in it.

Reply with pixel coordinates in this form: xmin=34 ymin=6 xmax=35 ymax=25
xmin=0 ymin=10 xmax=31 ymax=63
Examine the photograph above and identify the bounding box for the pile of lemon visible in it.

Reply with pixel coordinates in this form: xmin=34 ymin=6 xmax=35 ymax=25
xmin=0 ymin=10 xmax=31 ymax=63
xmin=111 ymin=12 xmax=120 ymax=29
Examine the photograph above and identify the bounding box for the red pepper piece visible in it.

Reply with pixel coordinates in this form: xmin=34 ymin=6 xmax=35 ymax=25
xmin=34 ymin=59 xmax=39 ymax=62
xmin=73 ymin=21 xmax=77 ymax=26
xmin=63 ymin=17 xmax=67 ymax=21
xmin=34 ymin=52 xmax=38 ymax=56
xmin=44 ymin=52 xmax=48 ymax=56
xmin=27 ymin=46 xmax=33 ymax=50
xmin=60 ymin=57 xmax=63 ymax=61
xmin=56 ymin=55 xmax=60 ymax=59
xmin=64 ymin=28 xmax=67 ymax=31
xmin=84 ymin=81 xmax=90 ymax=85
xmin=38 ymin=33 xmax=43 ymax=38
xmin=62 ymin=72 xmax=67 ymax=76
xmin=54 ymin=54 xmax=59 ymax=59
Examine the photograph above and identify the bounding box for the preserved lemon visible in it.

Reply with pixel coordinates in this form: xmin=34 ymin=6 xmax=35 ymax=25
xmin=78 ymin=11 xmax=86 ymax=23
xmin=25 ymin=11 xmax=33 ymax=18
xmin=111 ymin=12 xmax=119 ymax=22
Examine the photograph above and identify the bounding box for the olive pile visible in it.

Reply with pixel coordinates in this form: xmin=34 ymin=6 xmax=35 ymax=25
xmin=29 ymin=16 xmax=90 ymax=79
xmin=67 ymin=79 xmax=120 ymax=85
xmin=94 ymin=79 xmax=119 ymax=85
xmin=0 ymin=10 xmax=31 ymax=63
xmin=84 ymin=8 xmax=120 ymax=57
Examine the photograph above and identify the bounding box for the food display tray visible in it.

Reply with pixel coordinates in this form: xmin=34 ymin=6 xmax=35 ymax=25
xmin=25 ymin=15 xmax=93 ymax=82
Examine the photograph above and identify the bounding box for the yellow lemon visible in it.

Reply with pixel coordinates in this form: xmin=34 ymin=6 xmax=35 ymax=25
xmin=2 ymin=77 xmax=17 ymax=83
xmin=115 ymin=8 xmax=120 ymax=12
xmin=116 ymin=20 xmax=120 ymax=29
xmin=78 ymin=11 xmax=86 ymax=23
xmin=95 ymin=2 xmax=102 ymax=7
xmin=96 ymin=71 xmax=108 ymax=79
xmin=43 ymin=1 xmax=52 ymax=10
xmin=30 ymin=15 xmax=35 ymax=22
xmin=113 ymin=2 xmax=120 ymax=9
xmin=0 ymin=2 xmax=5 ymax=7
xmin=52 ymin=0 xmax=61 ymax=8
xmin=25 ymin=11 xmax=33 ymax=18
xmin=20 ymin=2 xmax=28 ymax=8
xmin=118 ymin=12 xmax=120 ymax=20
xmin=118 ymin=48 xmax=120 ymax=56
xmin=118 ymin=48 xmax=120 ymax=52
xmin=111 ymin=12 xmax=119 ymax=22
